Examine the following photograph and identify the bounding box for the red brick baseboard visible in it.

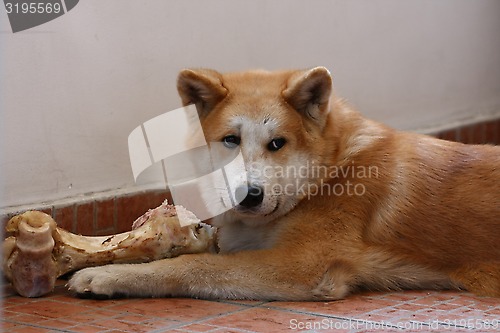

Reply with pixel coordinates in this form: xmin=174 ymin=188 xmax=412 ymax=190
xmin=433 ymin=118 xmax=500 ymax=145
xmin=2 ymin=189 xmax=172 ymax=238
xmin=2 ymin=117 xmax=499 ymax=237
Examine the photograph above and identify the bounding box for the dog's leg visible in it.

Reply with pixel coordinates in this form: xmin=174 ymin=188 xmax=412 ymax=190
xmin=449 ymin=263 xmax=500 ymax=297
xmin=68 ymin=248 xmax=353 ymax=301
xmin=311 ymin=260 xmax=357 ymax=300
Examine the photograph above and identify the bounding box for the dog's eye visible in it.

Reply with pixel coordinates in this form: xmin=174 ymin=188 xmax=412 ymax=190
xmin=222 ymin=135 xmax=241 ymax=148
xmin=268 ymin=138 xmax=286 ymax=151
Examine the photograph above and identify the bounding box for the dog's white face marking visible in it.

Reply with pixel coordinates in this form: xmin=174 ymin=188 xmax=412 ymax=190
xmin=210 ymin=114 xmax=315 ymax=227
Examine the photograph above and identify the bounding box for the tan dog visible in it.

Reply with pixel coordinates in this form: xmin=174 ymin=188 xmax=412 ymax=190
xmin=69 ymin=67 xmax=500 ymax=300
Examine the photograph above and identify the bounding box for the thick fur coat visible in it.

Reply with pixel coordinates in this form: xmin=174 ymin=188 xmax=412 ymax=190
xmin=69 ymin=67 xmax=500 ymax=300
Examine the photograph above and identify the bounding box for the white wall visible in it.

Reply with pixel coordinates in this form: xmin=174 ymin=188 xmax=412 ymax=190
xmin=1 ymin=0 xmax=500 ymax=208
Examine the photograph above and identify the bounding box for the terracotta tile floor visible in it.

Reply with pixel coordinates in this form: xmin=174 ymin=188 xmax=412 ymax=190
xmin=2 ymin=280 xmax=499 ymax=332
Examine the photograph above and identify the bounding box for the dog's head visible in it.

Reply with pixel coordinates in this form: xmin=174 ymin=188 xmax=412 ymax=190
xmin=177 ymin=67 xmax=335 ymax=225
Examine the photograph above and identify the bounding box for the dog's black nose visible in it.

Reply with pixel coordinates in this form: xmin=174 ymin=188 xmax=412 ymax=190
xmin=235 ymin=184 xmax=264 ymax=208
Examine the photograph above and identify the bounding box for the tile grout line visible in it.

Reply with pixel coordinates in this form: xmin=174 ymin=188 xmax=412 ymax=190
xmin=1 ymin=318 xmax=71 ymax=333
xmin=113 ymin=195 xmax=118 ymax=237
xmin=269 ymin=296 xmax=485 ymax=330
xmin=263 ymin=304 xmax=404 ymax=330
xmin=71 ymin=202 xmax=77 ymax=234
xmin=4 ymin=295 xmax=263 ymax=332
xmin=92 ymin=199 xmax=98 ymax=236
xmin=260 ymin=298 xmax=479 ymax=331
xmin=3 ymin=293 xmax=496 ymax=332
xmin=2 ymin=299 xmax=171 ymax=333
xmin=147 ymin=301 xmax=272 ymax=333
xmin=3 ymin=292 xmax=275 ymax=332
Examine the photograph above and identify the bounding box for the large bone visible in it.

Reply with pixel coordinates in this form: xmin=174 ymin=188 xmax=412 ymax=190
xmin=2 ymin=201 xmax=216 ymax=297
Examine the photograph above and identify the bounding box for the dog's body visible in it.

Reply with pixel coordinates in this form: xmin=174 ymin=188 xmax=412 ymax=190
xmin=69 ymin=67 xmax=500 ymax=300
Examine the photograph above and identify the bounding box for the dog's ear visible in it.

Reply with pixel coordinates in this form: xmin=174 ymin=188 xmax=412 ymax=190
xmin=177 ymin=69 xmax=228 ymax=115
xmin=282 ymin=67 xmax=332 ymax=128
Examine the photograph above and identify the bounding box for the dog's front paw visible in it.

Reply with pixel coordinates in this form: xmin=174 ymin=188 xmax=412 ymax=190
xmin=67 ymin=265 xmax=130 ymax=299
